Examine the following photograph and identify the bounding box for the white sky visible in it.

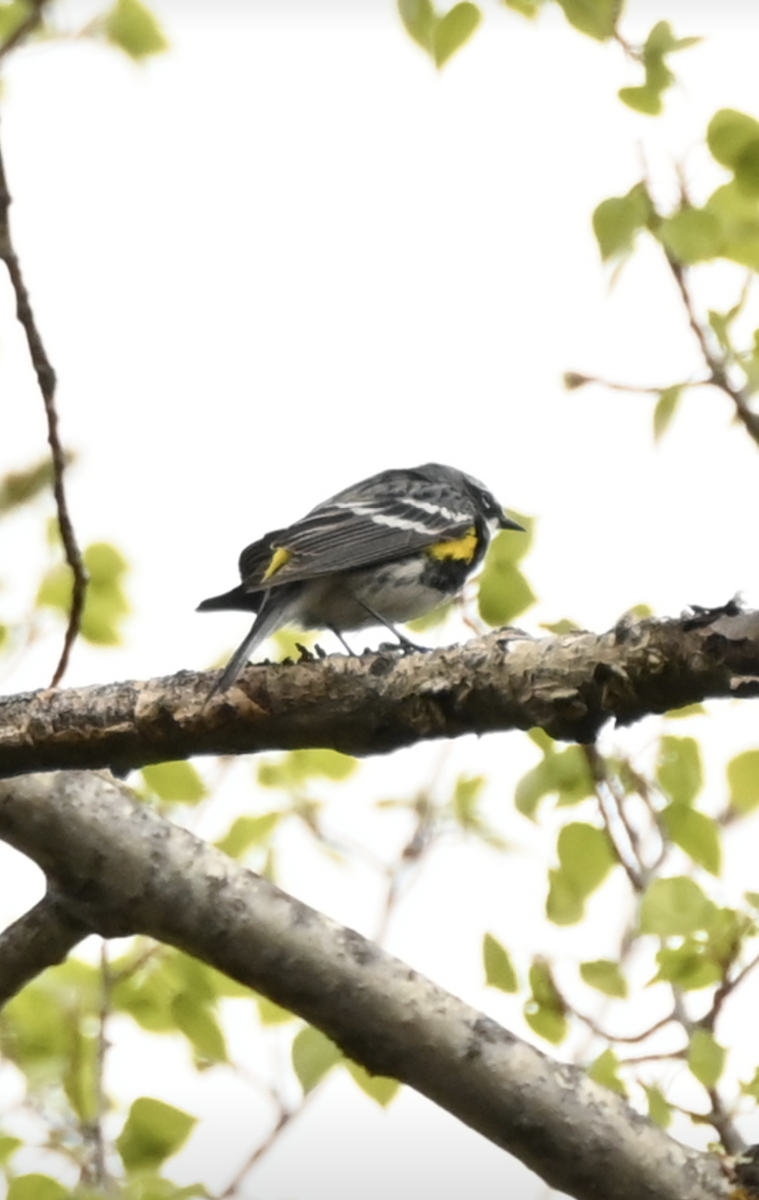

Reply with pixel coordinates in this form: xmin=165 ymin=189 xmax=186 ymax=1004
xmin=3 ymin=2 xmax=759 ymax=1198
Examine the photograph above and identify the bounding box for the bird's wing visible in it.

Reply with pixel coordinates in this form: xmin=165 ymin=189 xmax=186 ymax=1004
xmin=237 ymin=495 xmax=478 ymax=588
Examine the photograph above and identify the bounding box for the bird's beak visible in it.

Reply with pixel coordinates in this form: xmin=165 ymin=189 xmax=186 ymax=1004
xmin=499 ymin=513 xmax=526 ymax=532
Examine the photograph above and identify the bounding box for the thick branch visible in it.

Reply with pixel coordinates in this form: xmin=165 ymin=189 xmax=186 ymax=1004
xmin=1 ymin=606 xmax=759 ymax=777
xmin=0 ymin=771 xmax=730 ymax=1200
xmin=0 ymin=892 xmax=90 ymax=1004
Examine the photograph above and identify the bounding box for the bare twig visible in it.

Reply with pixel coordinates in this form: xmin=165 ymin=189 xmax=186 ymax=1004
xmin=0 ymin=123 xmax=88 ymax=686
xmin=665 ymin=253 xmax=759 ymax=447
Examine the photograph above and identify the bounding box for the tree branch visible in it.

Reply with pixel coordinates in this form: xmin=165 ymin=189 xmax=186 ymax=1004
xmin=0 ymin=116 xmax=88 ymax=687
xmin=1 ymin=605 xmax=759 ymax=777
xmin=0 ymin=771 xmax=731 ymax=1200
xmin=0 ymin=891 xmax=90 ymax=1004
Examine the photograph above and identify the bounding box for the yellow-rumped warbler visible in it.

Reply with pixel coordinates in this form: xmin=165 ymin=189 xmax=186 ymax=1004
xmin=198 ymin=462 xmax=524 ymax=693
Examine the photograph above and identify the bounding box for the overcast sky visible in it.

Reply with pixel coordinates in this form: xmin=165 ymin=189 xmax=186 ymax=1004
xmin=3 ymin=3 xmax=759 ymax=1197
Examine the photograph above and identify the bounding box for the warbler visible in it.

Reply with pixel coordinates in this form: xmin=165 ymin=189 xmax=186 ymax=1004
xmin=198 ymin=462 xmax=524 ymax=693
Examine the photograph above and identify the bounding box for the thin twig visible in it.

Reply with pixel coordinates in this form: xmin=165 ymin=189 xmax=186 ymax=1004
xmin=665 ymin=252 xmax=759 ymax=447
xmin=0 ymin=123 xmax=88 ymax=685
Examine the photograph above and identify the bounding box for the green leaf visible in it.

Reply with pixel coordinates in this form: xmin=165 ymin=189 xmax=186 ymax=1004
xmin=656 ymin=736 xmax=702 ymax=806
xmin=483 ymin=933 xmax=518 ymax=992
xmin=142 ymin=761 xmax=207 ymax=805
xmin=556 ymin=822 xmax=615 ymax=898
xmin=501 ymin=0 xmax=542 ymax=15
xmin=653 ymin=943 xmax=722 ymax=990
xmin=653 ymin=385 xmax=682 ymax=441
xmin=704 ymin=181 xmax=759 ymax=271
xmin=587 ymin=1048 xmax=626 ymax=1095
xmin=257 ymin=996 xmax=297 ymax=1026
xmin=0 ymin=1135 xmax=22 ymax=1164
xmin=554 ymin=0 xmax=617 ymax=41
xmin=592 ymin=183 xmax=652 ymax=261
xmin=345 ymin=1061 xmax=400 ymax=1106
xmin=0 ymin=456 xmax=59 ymax=516
xmin=292 ymin=1026 xmax=342 ymax=1093
xmin=708 ymin=108 xmax=759 ymax=197
xmin=618 ymin=85 xmax=662 ymax=116
xmin=172 ymin=993 xmax=227 ymax=1063
xmin=7 ymin=1177 xmax=69 ymax=1200
xmin=659 ymin=207 xmax=723 ymax=264
xmin=580 ymin=959 xmax=628 ymax=998
xmin=742 ymin=1066 xmax=759 ymax=1100
xmin=644 ymin=1083 xmax=673 ymax=1127
xmin=258 ymin=748 xmax=357 ymax=789
xmin=514 ymin=745 xmax=593 ymax=819
xmin=398 ymin=0 xmax=435 ymax=50
xmin=688 ymin=1028 xmax=725 ymax=1089
xmin=640 ymin=876 xmax=714 ymax=936
xmin=727 ymin=750 xmax=759 ymax=813
xmin=524 ymin=961 xmax=567 ymax=1044
xmin=216 ymin=812 xmax=281 ymax=857
xmin=661 ymin=804 xmax=721 ymax=875
xmin=478 ymin=563 xmax=536 ymax=626
xmin=433 ymin=2 xmax=481 ymax=68
xmin=117 ymin=1098 xmax=196 ymax=1170
xmin=103 ymin=0 xmax=169 ymax=59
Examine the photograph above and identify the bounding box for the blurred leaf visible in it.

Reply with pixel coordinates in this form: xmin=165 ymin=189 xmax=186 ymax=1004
xmin=580 ymin=959 xmax=628 ymax=998
xmin=703 ymin=182 xmax=759 ymax=271
xmin=666 ymin=703 xmax=706 ymax=719
xmin=524 ymin=960 xmax=567 ymax=1044
xmin=618 ymin=21 xmax=698 ymax=117
xmin=142 ymin=761 xmax=207 ymax=805
xmin=554 ymin=0 xmax=617 ymax=41
xmin=216 ymin=812 xmax=281 ymax=857
xmin=661 ymin=804 xmax=721 ymax=875
xmin=37 ymin=540 xmax=130 ymax=646
xmin=172 ymin=993 xmax=227 ymax=1063
xmin=501 ymin=0 xmax=542 ymax=14
xmin=727 ymin=750 xmax=759 ymax=813
xmin=653 ymin=943 xmax=722 ymax=990
xmin=659 ymin=207 xmax=723 ymax=263
xmin=708 ymin=108 xmax=759 ymax=197
xmin=345 ymin=1061 xmax=400 ymax=1106
xmin=258 ymin=748 xmax=357 ymax=789
xmin=478 ymin=562 xmax=536 ymax=626
xmin=7 ymin=1178 xmax=68 ymax=1200
xmin=103 ymin=0 xmax=168 ymax=59
xmin=656 ymin=736 xmax=702 ymax=806
xmin=557 ymin=823 xmax=615 ymax=897
xmin=644 ymin=1083 xmax=673 ymax=1127
xmin=593 ymin=183 xmax=653 ymax=260
xmin=653 ymin=385 xmax=682 ymax=441
xmin=433 ymin=2 xmax=481 ymax=68
xmin=257 ymin=996 xmax=297 ymax=1026
xmin=588 ymin=1047 xmax=626 ymax=1095
xmin=117 ymin=1097 xmax=196 ymax=1170
xmin=0 ymin=456 xmax=63 ymax=516
xmin=618 ymin=84 xmax=662 ymax=116
xmin=0 ymin=1135 xmax=22 ymax=1164
xmin=688 ymin=1029 xmax=725 ymax=1088
xmin=292 ymin=1026 xmax=342 ymax=1093
xmin=483 ymin=932 xmax=518 ymax=992
xmin=742 ymin=1066 xmax=759 ymax=1100
xmin=640 ymin=876 xmax=715 ymax=936
xmin=398 ymin=0 xmax=435 ymax=49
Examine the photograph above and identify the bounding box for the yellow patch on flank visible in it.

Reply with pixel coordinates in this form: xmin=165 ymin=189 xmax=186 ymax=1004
xmin=427 ymin=527 xmax=478 ymax=563
xmin=263 ymin=546 xmax=293 ymax=580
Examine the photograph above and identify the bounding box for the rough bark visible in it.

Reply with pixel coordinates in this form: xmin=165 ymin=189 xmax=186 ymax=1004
xmin=1 ymin=605 xmax=758 ymax=778
xmin=0 ymin=772 xmax=732 ymax=1200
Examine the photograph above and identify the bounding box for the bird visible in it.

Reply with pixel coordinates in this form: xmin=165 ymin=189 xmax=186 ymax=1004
xmin=198 ymin=462 xmax=524 ymax=694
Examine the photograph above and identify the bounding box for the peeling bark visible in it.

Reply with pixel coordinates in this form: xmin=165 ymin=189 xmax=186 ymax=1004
xmin=0 ymin=606 xmax=758 ymax=777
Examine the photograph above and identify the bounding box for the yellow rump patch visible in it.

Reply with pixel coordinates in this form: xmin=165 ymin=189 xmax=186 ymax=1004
xmin=263 ymin=546 xmax=293 ymax=580
xmin=427 ymin=527 xmax=478 ymax=563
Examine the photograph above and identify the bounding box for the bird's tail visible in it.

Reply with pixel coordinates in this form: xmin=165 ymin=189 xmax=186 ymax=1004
xmin=197 ymin=584 xmax=260 ymax=614
xmin=207 ymin=595 xmax=287 ymax=699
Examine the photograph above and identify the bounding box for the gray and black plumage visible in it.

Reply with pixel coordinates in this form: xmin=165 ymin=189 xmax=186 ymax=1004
xmin=198 ymin=462 xmax=524 ymax=693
